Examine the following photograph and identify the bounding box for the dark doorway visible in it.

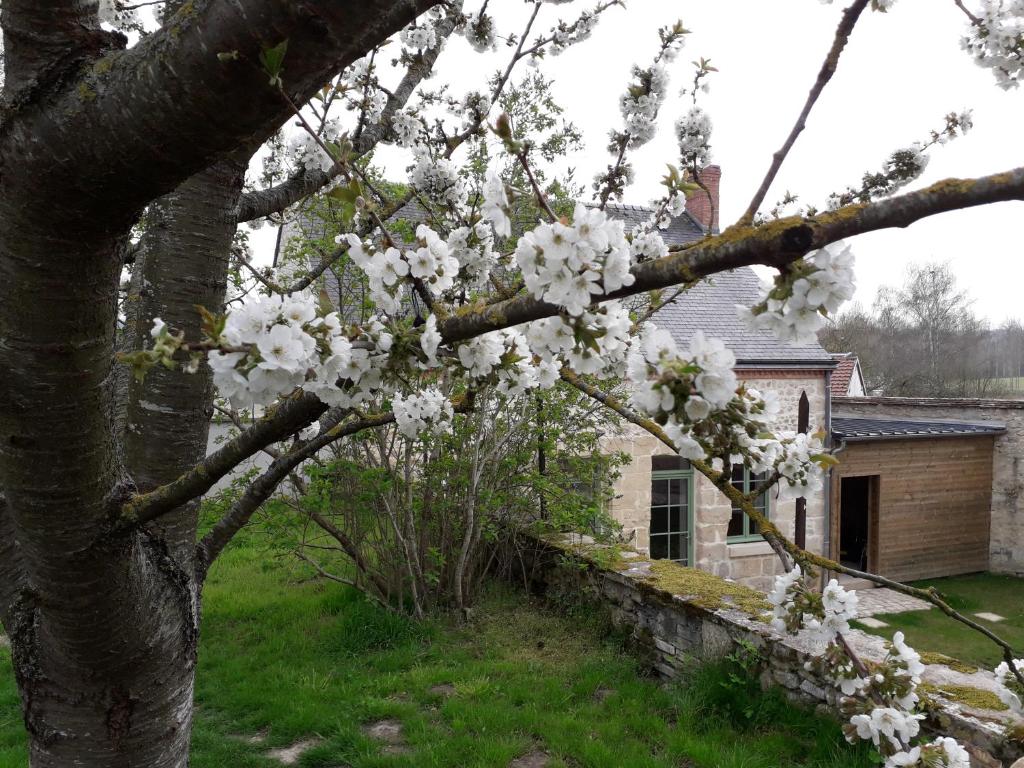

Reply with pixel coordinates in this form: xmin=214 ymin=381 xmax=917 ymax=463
xmin=839 ymin=476 xmax=878 ymax=571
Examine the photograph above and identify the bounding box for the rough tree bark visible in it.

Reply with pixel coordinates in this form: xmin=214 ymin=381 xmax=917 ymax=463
xmin=125 ymin=158 xmax=248 ymax=564
xmin=0 ymin=1 xmax=439 ymax=765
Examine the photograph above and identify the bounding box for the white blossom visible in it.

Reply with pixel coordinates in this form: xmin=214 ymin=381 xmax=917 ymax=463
xmin=739 ymin=242 xmax=856 ymax=344
xmin=515 ymin=203 xmax=633 ymax=317
xmin=961 ymin=0 xmax=1024 ymax=89
xmin=993 ymin=658 xmax=1024 ymax=713
xmin=676 ymin=106 xmax=713 ymax=166
xmin=393 ymin=387 xmax=454 ymax=439
xmin=391 ymin=110 xmax=422 ymax=148
xmin=400 ymin=22 xmax=438 ymax=51
xmin=411 ymin=150 xmax=467 ymax=209
xmin=481 ymin=171 xmax=512 ymax=238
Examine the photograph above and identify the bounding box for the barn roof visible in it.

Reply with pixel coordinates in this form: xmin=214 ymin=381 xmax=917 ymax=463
xmin=830 ymin=353 xmax=861 ymax=395
xmin=831 ymin=417 xmax=1006 ymax=442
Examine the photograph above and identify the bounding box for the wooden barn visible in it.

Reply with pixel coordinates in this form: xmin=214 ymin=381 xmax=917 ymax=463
xmin=828 ymin=417 xmax=1006 ymax=583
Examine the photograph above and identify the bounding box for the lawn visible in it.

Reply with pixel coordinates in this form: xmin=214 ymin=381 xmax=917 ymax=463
xmin=853 ymin=572 xmax=1024 ymax=671
xmin=0 ymin=534 xmax=871 ymax=768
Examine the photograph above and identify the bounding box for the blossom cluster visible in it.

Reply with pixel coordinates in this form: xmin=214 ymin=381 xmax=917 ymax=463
xmin=207 ymin=292 xmax=392 ymax=410
xmin=343 ymin=225 xmax=462 ymax=312
xmin=738 ymin=242 xmax=856 ymax=344
xmin=549 ymin=10 xmax=600 ymax=56
xmin=675 ymin=106 xmax=713 ymax=167
xmin=515 ymin=203 xmax=634 ymax=316
xmin=769 ymin=565 xmax=976 ymax=768
xmin=391 ymin=110 xmax=422 ymax=148
xmin=618 ymin=63 xmax=670 ymax=148
xmin=461 ymin=11 xmax=497 ymax=53
xmin=393 ymin=387 xmax=454 ymax=439
xmin=287 ymin=119 xmax=341 ymax=174
xmin=400 ymin=22 xmax=438 ymax=52
xmin=628 ymin=326 xmax=773 ymax=464
xmin=961 ymin=0 xmax=1024 ymax=90
xmin=481 ymin=171 xmax=512 ymax=238
xmin=993 ymin=658 xmax=1024 ymax=713
xmin=411 ymin=149 xmax=468 ymax=208
xmin=768 ymin=567 xmax=859 ymax=644
xmin=527 ymin=302 xmax=633 ymax=379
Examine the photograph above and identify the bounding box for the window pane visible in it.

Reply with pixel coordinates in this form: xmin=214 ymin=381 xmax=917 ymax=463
xmin=731 ymin=463 xmax=745 ymax=487
xmin=727 ymin=509 xmax=746 ymax=538
xmin=652 ymin=455 xmax=690 ymax=472
xmin=668 ymin=478 xmax=681 ymax=506
xmin=678 ymin=534 xmax=689 ymax=565
xmin=669 ymin=505 xmax=683 ymax=533
xmin=651 ymin=478 xmax=669 ymax=506
xmin=651 ymin=506 xmax=668 ymax=534
xmin=650 ymin=534 xmax=668 ymax=560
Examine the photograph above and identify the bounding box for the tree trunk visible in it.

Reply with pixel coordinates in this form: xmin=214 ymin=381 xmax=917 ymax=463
xmin=125 ymin=158 xmax=247 ymax=563
xmin=0 ymin=205 xmax=198 ymax=766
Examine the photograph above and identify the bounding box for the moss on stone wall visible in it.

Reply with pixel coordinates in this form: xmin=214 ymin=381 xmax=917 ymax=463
xmin=917 ymin=652 xmax=979 ymax=675
xmin=642 ymin=560 xmax=771 ymax=617
xmin=920 ymin=682 xmax=1010 ymax=712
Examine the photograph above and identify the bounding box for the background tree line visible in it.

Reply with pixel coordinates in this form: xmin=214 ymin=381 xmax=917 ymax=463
xmin=821 ymin=262 xmax=1024 ymax=398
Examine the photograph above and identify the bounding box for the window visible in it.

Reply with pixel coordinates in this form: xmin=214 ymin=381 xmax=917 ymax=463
xmin=649 ymin=456 xmax=692 ymax=564
xmin=728 ymin=465 xmax=769 ymax=542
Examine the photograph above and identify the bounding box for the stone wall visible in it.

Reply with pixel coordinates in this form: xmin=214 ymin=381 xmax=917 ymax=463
xmin=526 ymin=533 xmax=1023 ymax=767
xmin=834 ymin=397 xmax=1024 ymax=575
xmin=604 ymin=371 xmax=828 ymax=592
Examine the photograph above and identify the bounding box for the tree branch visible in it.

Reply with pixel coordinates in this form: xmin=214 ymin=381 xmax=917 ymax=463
xmin=118 ymin=392 xmax=329 ymax=530
xmin=231 ymin=2 xmax=463 ymax=224
xmin=738 ymin=0 xmax=870 ymax=226
xmin=3 ymin=0 xmax=443 ymax=230
xmin=194 ymin=409 xmax=395 ymax=578
xmin=439 ymin=167 xmax=1024 ymax=343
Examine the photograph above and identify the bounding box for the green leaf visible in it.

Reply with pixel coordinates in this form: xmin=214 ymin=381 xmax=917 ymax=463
xmin=259 ymin=39 xmax=289 ymax=86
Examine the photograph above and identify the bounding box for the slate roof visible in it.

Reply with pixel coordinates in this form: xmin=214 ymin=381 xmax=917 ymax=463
xmin=649 ymin=268 xmax=836 ymax=367
xmin=830 ymin=353 xmax=860 ymax=396
xmin=831 ymin=417 xmax=1006 ymax=442
xmin=595 ymin=204 xmax=835 ymax=368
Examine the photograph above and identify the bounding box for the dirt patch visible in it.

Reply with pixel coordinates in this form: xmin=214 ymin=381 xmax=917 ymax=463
xmin=592 ymin=686 xmax=615 ymax=702
xmin=266 ymin=738 xmax=320 ymax=765
xmin=363 ymin=719 xmax=412 ymax=755
xmin=363 ymin=719 xmax=405 ymax=743
xmin=0 ymin=634 xmax=9 ymax=650
xmin=510 ymin=750 xmax=550 ymax=767
xmin=429 ymin=683 xmax=457 ymax=697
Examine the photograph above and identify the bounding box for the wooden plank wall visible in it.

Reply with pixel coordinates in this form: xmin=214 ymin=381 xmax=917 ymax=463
xmin=832 ymin=437 xmax=995 ymax=582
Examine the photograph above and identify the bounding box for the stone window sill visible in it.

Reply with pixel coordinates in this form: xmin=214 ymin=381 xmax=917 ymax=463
xmin=727 ymin=541 xmax=774 ymax=558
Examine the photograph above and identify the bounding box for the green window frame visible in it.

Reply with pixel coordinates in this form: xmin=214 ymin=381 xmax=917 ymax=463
xmin=649 ymin=456 xmax=694 ymax=565
xmin=727 ymin=465 xmax=770 ymax=543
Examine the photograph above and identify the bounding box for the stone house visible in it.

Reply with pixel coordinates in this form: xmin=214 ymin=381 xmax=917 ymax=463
xmin=599 ymin=169 xmax=1022 ymax=589
xmin=599 ymin=168 xmax=837 ymax=592
xmin=601 ymin=266 xmax=835 ymax=592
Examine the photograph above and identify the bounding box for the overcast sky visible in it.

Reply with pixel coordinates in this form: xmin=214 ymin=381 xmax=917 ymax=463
xmin=252 ymin=0 xmax=1024 ymax=324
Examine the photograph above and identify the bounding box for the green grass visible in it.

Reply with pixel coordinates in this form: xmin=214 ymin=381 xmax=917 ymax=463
xmin=852 ymin=572 xmax=1024 ymax=670
xmin=0 ymin=537 xmax=871 ymax=768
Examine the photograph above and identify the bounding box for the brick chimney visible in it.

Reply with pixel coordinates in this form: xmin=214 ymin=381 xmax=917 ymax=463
xmin=684 ymin=164 xmax=721 ymax=233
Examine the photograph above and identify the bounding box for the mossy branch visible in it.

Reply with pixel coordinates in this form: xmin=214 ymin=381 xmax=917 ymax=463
xmin=440 ymin=166 xmax=1024 ymax=345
